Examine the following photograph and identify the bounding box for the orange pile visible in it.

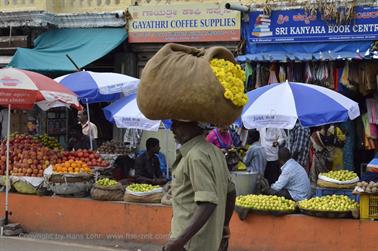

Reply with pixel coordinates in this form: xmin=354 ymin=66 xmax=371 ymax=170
xmin=53 ymin=160 xmax=91 ymax=174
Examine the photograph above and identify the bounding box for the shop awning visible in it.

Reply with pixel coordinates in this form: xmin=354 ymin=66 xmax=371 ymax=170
xmin=237 ymin=41 xmax=373 ymax=62
xmin=8 ymin=28 xmax=128 ymax=72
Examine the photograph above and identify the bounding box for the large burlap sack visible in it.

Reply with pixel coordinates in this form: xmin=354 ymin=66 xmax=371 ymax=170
xmin=90 ymin=183 xmax=125 ymax=201
xmin=47 ymin=173 xmax=94 ymax=196
xmin=11 ymin=176 xmax=46 ymax=195
xmin=13 ymin=180 xmax=38 ymax=194
xmin=137 ymin=43 xmax=243 ymax=126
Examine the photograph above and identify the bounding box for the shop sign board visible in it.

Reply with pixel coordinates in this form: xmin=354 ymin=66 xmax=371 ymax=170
xmin=128 ymin=4 xmax=241 ymax=43
xmin=248 ymin=6 xmax=378 ymax=44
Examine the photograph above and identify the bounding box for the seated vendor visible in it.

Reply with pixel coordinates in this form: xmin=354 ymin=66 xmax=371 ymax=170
xmin=67 ymin=126 xmax=90 ymax=151
xmin=267 ymin=147 xmax=311 ymax=201
xmin=243 ymin=129 xmax=267 ymax=175
xmin=134 ymin=138 xmax=167 ymax=185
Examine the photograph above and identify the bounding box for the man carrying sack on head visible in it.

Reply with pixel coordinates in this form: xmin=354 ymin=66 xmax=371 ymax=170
xmin=137 ymin=43 xmax=248 ymax=251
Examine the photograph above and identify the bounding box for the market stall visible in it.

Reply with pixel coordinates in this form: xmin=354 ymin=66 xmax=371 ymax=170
xmin=237 ymin=3 xmax=378 ymax=174
xmin=1 ymin=4 xmax=378 ymax=249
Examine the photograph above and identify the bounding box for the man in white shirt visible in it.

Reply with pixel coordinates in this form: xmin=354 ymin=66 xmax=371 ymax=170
xmin=123 ymin=128 xmax=143 ymax=149
xmin=78 ymin=110 xmax=98 ymax=149
xmin=258 ymin=128 xmax=287 ymax=185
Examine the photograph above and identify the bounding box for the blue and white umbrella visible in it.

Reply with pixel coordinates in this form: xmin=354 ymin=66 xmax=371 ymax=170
xmin=55 ymin=71 xmax=140 ymax=103
xmin=103 ymin=93 xmax=161 ymax=131
xmin=242 ymin=81 xmax=360 ymax=129
xmin=55 ymin=71 xmax=140 ymax=149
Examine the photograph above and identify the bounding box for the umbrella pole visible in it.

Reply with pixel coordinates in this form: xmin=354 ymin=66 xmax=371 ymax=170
xmin=164 ymin=129 xmax=170 ymax=180
xmin=5 ymin=104 xmax=11 ymax=225
xmin=86 ymin=100 xmax=93 ymax=150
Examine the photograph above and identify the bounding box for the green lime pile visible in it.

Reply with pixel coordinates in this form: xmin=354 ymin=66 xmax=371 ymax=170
xmin=320 ymin=170 xmax=358 ymax=181
xmin=236 ymin=194 xmax=296 ymax=211
xmin=35 ymin=134 xmax=62 ymax=150
xmin=299 ymin=195 xmax=358 ymax=212
xmin=96 ymin=178 xmax=118 ymax=187
xmin=127 ymin=183 xmax=160 ymax=192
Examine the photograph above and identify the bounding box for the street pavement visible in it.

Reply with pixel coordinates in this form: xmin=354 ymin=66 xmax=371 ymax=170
xmin=0 ymin=236 xmax=162 ymax=251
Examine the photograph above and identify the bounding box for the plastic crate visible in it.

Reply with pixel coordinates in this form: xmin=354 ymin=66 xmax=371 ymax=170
xmin=360 ymin=194 xmax=378 ymax=220
xmin=315 ymin=187 xmax=359 ymax=202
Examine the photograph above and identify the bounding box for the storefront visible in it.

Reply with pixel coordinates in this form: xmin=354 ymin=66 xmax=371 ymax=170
xmin=124 ymin=3 xmax=243 ymax=166
xmin=1 ymin=4 xmax=377 ymax=251
xmin=237 ymin=4 xmax=378 ymax=174
xmin=6 ymin=28 xmax=129 ymax=147
xmin=127 ymin=3 xmax=242 ymax=76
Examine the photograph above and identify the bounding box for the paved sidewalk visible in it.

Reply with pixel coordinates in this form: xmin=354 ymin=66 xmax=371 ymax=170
xmin=1 ymin=235 xmax=162 ymax=251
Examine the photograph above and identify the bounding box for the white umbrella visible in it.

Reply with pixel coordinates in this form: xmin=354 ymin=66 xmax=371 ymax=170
xmin=103 ymin=93 xmax=161 ymax=131
xmin=55 ymin=71 xmax=140 ymax=149
xmin=242 ymin=81 xmax=360 ymax=129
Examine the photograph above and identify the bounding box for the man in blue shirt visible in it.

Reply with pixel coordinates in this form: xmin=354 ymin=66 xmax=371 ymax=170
xmin=134 ymin=138 xmax=167 ymax=185
xmin=268 ymin=147 xmax=311 ymax=201
xmin=243 ymin=129 xmax=267 ymax=175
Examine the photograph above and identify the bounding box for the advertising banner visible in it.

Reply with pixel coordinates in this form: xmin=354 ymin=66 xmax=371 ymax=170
xmin=248 ymin=6 xmax=378 ymax=44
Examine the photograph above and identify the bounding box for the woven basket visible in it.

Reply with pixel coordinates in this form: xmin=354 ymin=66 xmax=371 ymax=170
xmin=317 ymin=179 xmax=357 ymax=189
xmin=234 ymin=205 xmax=295 ymax=221
xmin=49 ymin=173 xmax=93 ymax=184
xmin=124 ymin=192 xmax=163 ymax=203
xmin=299 ymin=207 xmax=354 ymax=218
xmin=90 ymin=183 xmax=125 ymax=201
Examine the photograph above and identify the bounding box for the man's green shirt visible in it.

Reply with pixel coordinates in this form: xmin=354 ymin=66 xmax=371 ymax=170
xmin=171 ymin=135 xmax=235 ymax=251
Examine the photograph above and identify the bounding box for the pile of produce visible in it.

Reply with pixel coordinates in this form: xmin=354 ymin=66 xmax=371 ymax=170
xmin=0 ymin=134 xmax=63 ymax=177
xmin=91 ymin=178 xmax=124 ymax=201
xmin=34 ymin=134 xmax=62 ymax=150
xmin=62 ymin=149 xmax=109 ymax=168
xmin=127 ymin=183 xmax=161 ymax=193
xmin=210 ymin=58 xmax=247 ymax=107
xmin=53 ymin=160 xmax=91 ymax=174
xmin=320 ymin=170 xmax=358 ymax=181
xmin=124 ymin=183 xmax=163 ymax=203
xmin=236 ymin=195 xmax=296 ymax=211
xmin=98 ymin=141 xmax=132 ymax=154
xmin=353 ymin=181 xmax=378 ymax=194
xmin=299 ymin=195 xmax=358 ymax=212
xmin=96 ymin=178 xmax=118 ymax=187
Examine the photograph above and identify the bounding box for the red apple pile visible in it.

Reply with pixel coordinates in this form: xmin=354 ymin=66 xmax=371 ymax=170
xmin=62 ymin=149 xmax=109 ymax=168
xmin=0 ymin=134 xmax=64 ymax=177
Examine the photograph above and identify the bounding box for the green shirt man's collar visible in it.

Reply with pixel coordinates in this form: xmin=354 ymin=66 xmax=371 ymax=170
xmin=179 ymin=135 xmax=205 ymax=157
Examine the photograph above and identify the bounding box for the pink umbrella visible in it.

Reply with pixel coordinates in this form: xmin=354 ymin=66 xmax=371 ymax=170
xmin=0 ymin=67 xmax=80 ymax=224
